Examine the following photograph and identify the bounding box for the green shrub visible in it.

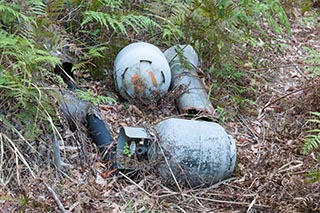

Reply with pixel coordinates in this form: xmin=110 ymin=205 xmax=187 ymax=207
xmin=303 ymin=112 xmax=320 ymax=154
xmin=48 ymin=0 xmax=162 ymax=79
xmin=0 ymin=2 xmax=60 ymax=140
xmin=149 ymin=0 xmax=290 ymax=70
xmin=0 ymin=0 xmax=62 ymax=182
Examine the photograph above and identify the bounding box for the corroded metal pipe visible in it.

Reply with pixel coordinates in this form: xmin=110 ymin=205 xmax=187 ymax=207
xmin=164 ymin=45 xmax=215 ymax=115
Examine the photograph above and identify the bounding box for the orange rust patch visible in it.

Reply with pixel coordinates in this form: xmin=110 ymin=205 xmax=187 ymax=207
xmin=148 ymin=71 xmax=158 ymax=86
xmin=131 ymin=74 xmax=145 ymax=94
xmin=131 ymin=74 xmax=140 ymax=83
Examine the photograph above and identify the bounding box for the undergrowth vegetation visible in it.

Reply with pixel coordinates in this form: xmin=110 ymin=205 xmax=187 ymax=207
xmin=302 ymin=35 xmax=320 ymax=180
xmin=0 ymin=0 xmax=319 ymax=189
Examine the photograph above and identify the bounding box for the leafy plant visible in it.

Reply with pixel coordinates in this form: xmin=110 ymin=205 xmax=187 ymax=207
xmin=305 ymin=170 xmax=320 ymax=183
xmin=0 ymin=0 xmax=63 ymax=184
xmin=303 ymin=46 xmax=320 ymax=77
xmin=76 ymin=89 xmax=116 ymax=105
xmin=216 ymin=106 xmax=227 ymax=124
xmin=123 ymin=143 xmax=132 ymax=158
xmin=150 ymin=0 xmax=290 ymax=69
xmin=210 ymin=64 xmax=244 ymax=80
xmin=281 ymin=0 xmax=319 ymax=17
xmin=60 ymin=0 xmax=162 ymax=79
xmin=303 ymin=112 xmax=320 ymax=154
xmin=0 ymin=26 xmax=60 ymax=136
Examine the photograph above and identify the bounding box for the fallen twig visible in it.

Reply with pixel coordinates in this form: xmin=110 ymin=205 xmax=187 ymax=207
xmin=288 ymin=58 xmax=308 ymax=79
xmin=277 ymin=160 xmax=303 ymax=173
xmin=187 ymin=195 xmax=270 ymax=208
xmin=247 ymin=195 xmax=258 ymax=212
xmin=185 ymin=177 xmax=236 ymax=199
xmin=259 ymin=86 xmax=311 ymax=115
xmin=44 ymin=183 xmax=67 ymax=213
xmin=118 ymin=171 xmax=152 ymax=197
xmin=153 ymin=133 xmax=183 ymax=193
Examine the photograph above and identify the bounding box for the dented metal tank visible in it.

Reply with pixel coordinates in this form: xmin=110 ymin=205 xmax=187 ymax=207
xmin=116 ymin=118 xmax=237 ymax=187
xmin=164 ymin=45 xmax=215 ymax=115
xmin=153 ymin=118 xmax=237 ymax=187
xmin=114 ymin=42 xmax=171 ymax=103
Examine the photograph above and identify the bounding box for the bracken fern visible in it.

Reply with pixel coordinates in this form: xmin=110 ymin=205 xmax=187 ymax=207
xmin=303 ymin=112 xmax=320 ymax=154
xmin=79 ymin=0 xmax=160 ymax=36
xmin=0 ymin=0 xmax=62 ymax=184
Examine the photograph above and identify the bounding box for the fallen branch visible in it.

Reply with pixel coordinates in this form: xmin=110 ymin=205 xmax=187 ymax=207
xmin=44 ymin=183 xmax=67 ymax=213
xmin=187 ymin=195 xmax=270 ymax=208
xmin=118 ymin=171 xmax=152 ymax=197
xmin=259 ymin=86 xmax=311 ymax=115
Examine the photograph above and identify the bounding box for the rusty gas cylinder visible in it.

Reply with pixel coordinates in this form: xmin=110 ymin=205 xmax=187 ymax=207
xmin=114 ymin=42 xmax=171 ymax=103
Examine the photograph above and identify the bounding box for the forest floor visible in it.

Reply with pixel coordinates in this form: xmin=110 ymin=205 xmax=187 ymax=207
xmin=1 ymin=10 xmax=320 ymax=213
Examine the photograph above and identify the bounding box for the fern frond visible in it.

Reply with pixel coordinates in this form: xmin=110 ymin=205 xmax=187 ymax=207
xmin=99 ymin=0 xmax=122 ymax=9
xmin=303 ymin=112 xmax=320 ymax=154
xmin=82 ymin=11 xmax=160 ymax=36
xmin=120 ymin=14 xmax=160 ymax=34
xmin=82 ymin=11 xmax=112 ymax=31
xmin=0 ymin=3 xmax=35 ymax=25
xmin=170 ymin=4 xmax=189 ymax=25
xmin=303 ymin=47 xmax=320 ymax=76
xmin=29 ymin=1 xmax=46 ymax=16
xmin=19 ymin=22 xmax=35 ymax=40
xmin=75 ymin=89 xmax=116 ymax=105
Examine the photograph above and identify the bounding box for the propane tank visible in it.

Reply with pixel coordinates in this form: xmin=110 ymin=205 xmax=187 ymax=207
xmin=152 ymin=118 xmax=237 ymax=187
xmin=114 ymin=42 xmax=171 ymax=103
xmin=116 ymin=118 xmax=237 ymax=187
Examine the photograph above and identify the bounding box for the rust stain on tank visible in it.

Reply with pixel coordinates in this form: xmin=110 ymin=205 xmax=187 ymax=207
xmin=148 ymin=71 xmax=158 ymax=86
xmin=131 ymin=74 xmax=145 ymax=94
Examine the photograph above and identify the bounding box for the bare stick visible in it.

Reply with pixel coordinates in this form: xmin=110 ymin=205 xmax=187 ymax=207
xmin=118 ymin=171 xmax=152 ymax=197
xmin=52 ymin=134 xmax=62 ymax=170
xmin=187 ymin=195 xmax=270 ymax=208
xmin=288 ymin=58 xmax=308 ymax=79
xmin=179 ymin=177 xmax=236 ymax=206
xmin=155 ymin=138 xmax=183 ymax=193
xmin=44 ymin=183 xmax=67 ymax=213
xmin=260 ymin=87 xmax=310 ymax=114
xmin=246 ymin=195 xmax=257 ymax=212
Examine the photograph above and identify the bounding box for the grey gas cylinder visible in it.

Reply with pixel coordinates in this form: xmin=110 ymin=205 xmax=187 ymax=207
xmin=114 ymin=42 xmax=171 ymax=103
xmin=164 ymin=45 xmax=215 ymax=115
xmin=153 ymin=118 xmax=237 ymax=187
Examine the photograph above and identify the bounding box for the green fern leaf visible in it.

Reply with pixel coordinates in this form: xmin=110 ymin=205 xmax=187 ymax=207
xmin=0 ymin=3 xmax=35 ymax=25
xmin=303 ymin=112 xmax=320 ymax=154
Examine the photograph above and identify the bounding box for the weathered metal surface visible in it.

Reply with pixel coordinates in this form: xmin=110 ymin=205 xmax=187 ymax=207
xmin=116 ymin=127 xmax=151 ymax=169
xmin=58 ymin=90 xmax=91 ymax=130
xmin=114 ymin=42 xmax=171 ymax=103
xmin=153 ymin=118 xmax=237 ymax=187
xmin=56 ymin=90 xmax=113 ymax=160
xmin=164 ymin=45 xmax=215 ymax=115
xmin=116 ymin=118 xmax=237 ymax=187
xmin=86 ymin=114 xmax=113 ymax=160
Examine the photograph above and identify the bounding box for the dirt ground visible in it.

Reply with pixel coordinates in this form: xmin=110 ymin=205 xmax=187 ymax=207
xmin=1 ymin=10 xmax=320 ymax=213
